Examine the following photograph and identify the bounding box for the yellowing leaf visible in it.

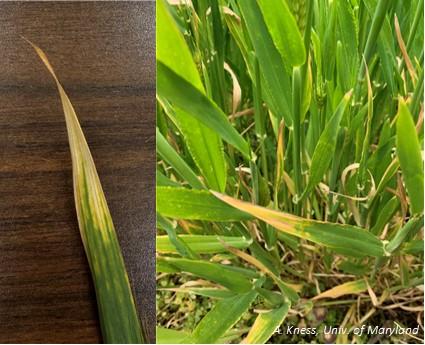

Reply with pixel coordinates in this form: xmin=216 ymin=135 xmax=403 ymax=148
xmin=312 ymin=279 xmax=367 ymax=300
xmin=212 ymin=191 xmax=385 ymax=257
xmin=243 ymin=302 xmax=290 ymax=344
xmin=28 ymin=40 xmax=144 ymax=343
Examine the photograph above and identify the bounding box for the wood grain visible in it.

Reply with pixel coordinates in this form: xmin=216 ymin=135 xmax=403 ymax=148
xmin=0 ymin=1 xmax=155 ymax=343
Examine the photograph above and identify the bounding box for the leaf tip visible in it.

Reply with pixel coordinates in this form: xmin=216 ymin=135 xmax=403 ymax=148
xmin=345 ymin=89 xmax=354 ymax=100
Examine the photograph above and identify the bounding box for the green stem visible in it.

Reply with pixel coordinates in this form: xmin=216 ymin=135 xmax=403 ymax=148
xmin=406 ymin=0 xmax=424 ymax=53
xmin=292 ymin=67 xmax=303 ymax=215
xmin=252 ymin=55 xmax=269 ymax=180
xmin=354 ymin=0 xmax=392 ymax=101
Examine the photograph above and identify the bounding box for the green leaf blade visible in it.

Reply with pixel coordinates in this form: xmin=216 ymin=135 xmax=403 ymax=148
xmin=157 ymin=0 xmax=227 ymax=191
xmin=156 ymin=128 xmax=204 ymax=190
xmin=156 ymin=235 xmax=252 ymax=254
xmin=157 ymin=61 xmax=250 ymax=158
xmin=396 ymin=98 xmax=424 ymax=215
xmin=161 ymin=257 xmax=253 ymax=293
xmin=238 ymin=0 xmax=293 ymax=125
xmin=213 ymin=192 xmax=385 ymax=257
xmin=257 ymin=0 xmax=306 ymax=67
xmin=157 ymin=186 xmax=251 ymax=221
xmin=303 ymin=90 xmax=352 ymax=197
xmin=156 ymin=327 xmax=190 ymax=344
xmin=190 ymin=290 xmax=258 ymax=344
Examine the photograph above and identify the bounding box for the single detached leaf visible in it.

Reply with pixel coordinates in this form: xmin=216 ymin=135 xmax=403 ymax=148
xmin=212 ymin=192 xmax=385 ymax=257
xmin=243 ymin=302 xmax=290 ymax=344
xmin=396 ymin=98 xmax=424 ymax=215
xmin=29 ymin=41 xmax=144 ymax=343
xmin=190 ymin=290 xmax=258 ymax=344
xmin=156 ymin=235 xmax=252 ymax=254
xmin=157 ymin=0 xmax=226 ymax=191
xmin=312 ymin=279 xmax=367 ymax=300
xmin=257 ymin=0 xmax=306 ymax=67
xmin=161 ymin=257 xmax=253 ymax=293
xmin=157 ymin=186 xmax=251 ymax=221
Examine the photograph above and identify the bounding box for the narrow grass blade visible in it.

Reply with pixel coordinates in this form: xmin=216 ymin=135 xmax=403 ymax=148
xmin=197 ymin=0 xmax=227 ymax=109
xmin=157 ymin=0 xmax=227 ymax=191
xmin=159 ymin=97 xmax=226 ymax=192
xmin=28 ymin=41 xmax=144 ymax=343
xmin=336 ymin=0 xmax=359 ymax=90
xmin=243 ymin=302 xmax=290 ymax=344
xmin=157 ymin=186 xmax=251 ymax=221
xmin=302 ymin=90 xmax=352 ymax=198
xmin=161 ymin=257 xmax=253 ymax=293
xmin=394 ymin=15 xmax=417 ymax=85
xmin=212 ymin=192 xmax=385 ymax=257
xmin=370 ymin=196 xmax=399 ymax=235
xmin=371 ymin=158 xmax=399 ymax=207
xmin=157 ymin=214 xmax=198 ymax=259
xmin=160 ymin=287 xmax=237 ymax=299
xmin=257 ymin=0 xmax=306 ymax=67
xmin=225 ymin=245 xmax=299 ymax=302
xmin=190 ymin=290 xmax=258 ymax=344
xmin=355 ymin=0 xmax=392 ymax=98
xmin=406 ymin=0 xmax=424 ymax=53
xmin=157 ymin=0 xmax=203 ymax=89
xmin=292 ymin=66 xmax=303 ymax=209
xmin=156 ymin=235 xmax=252 ymax=254
xmin=156 ymin=128 xmax=204 ymax=190
xmin=157 ymin=61 xmax=250 ymax=158
xmin=238 ymin=0 xmax=292 ymax=125
xmin=312 ymin=279 xmax=367 ymax=300
xmin=385 ymin=215 xmax=424 ymax=254
xmin=396 ymin=98 xmax=424 ymax=215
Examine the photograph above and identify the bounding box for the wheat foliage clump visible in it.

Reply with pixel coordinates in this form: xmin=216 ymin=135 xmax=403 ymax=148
xmin=156 ymin=0 xmax=424 ymax=343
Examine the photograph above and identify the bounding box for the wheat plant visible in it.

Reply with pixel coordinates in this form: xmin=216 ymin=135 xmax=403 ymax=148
xmin=156 ymin=0 xmax=424 ymax=343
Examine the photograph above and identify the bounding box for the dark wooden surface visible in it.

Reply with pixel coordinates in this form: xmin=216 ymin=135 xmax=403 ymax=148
xmin=0 ymin=1 xmax=155 ymax=343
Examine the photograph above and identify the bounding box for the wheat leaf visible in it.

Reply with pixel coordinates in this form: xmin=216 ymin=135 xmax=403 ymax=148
xmin=243 ymin=302 xmax=290 ymax=344
xmin=212 ymin=191 xmax=385 ymax=258
xmin=28 ymin=40 xmax=145 ymax=343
